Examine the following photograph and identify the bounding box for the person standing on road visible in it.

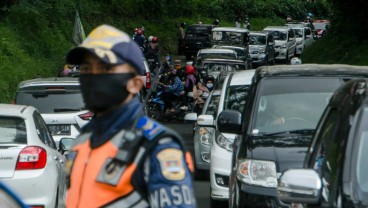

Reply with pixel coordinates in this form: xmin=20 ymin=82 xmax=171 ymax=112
xmin=235 ymin=18 xmax=241 ymax=28
xmin=64 ymin=24 xmax=196 ymax=208
xmin=177 ymin=22 xmax=186 ymax=55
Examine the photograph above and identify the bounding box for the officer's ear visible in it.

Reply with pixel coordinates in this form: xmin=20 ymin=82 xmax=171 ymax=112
xmin=125 ymin=64 xmax=144 ymax=94
xmin=127 ymin=75 xmax=144 ymax=94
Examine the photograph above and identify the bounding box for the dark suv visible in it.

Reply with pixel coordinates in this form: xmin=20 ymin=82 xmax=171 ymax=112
xmin=278 ymin=78 xmax=368 ymax=207
xmin=183 ymin=24 xmax=216 ymax=60
xmin=216 ymin=64 xmax=368 ymax=207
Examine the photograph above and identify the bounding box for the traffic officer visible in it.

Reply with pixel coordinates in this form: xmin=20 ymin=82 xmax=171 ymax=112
xmin=65 ymin=24 xmax=196 ymax=208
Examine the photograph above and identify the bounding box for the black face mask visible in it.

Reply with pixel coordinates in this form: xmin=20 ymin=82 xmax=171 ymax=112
xmin=79 ymin=73 xmax=136 ymax=113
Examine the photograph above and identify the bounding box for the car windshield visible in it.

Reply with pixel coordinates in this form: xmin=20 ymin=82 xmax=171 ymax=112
xmin=253 ymin=78 xmax=342 ymax=134
xmin=212 ymin=31 xmax=244 ymax=45
xmin=186 ymin=26 xmax=212 ymax=37
xmin=198 ymin=52 xmax=236 ymax=59
xmin=203 ymin=63 xmax=246 ymax=72
xmin=224 ymin=85 xmax=250 ymax=114
xmin=249 ymin=35 xmax=266 ymax=45
xmin=267 ymin=30 xmax=287 ymax=41
xmin=16 ymin=89 xmax=85 ymax=114
xmin=356 ymin=108 xmax=368 ymax=192
xmin=313 ymin=23 xmax=327 ymax=30
xmin=0 ymin=117 xmax=27 ymax=144
xmin=293 ymin=29 xmax=304 ymax=38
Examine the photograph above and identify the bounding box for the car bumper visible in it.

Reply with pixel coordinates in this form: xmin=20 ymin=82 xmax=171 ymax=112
xmin=274 ymin=48 xmax=287 ymax=60
xmin=250 ymin=54 xmax=268 ymax=66
xmin=210 ymin=145 xmax=232 ymax=200
xmin=1 ymin=168 xmax=58 ymax=207
xmin=238 ymin=182 xmax=290 ymax=207
xmin=295 ymin=44 xmax=304 ymax=54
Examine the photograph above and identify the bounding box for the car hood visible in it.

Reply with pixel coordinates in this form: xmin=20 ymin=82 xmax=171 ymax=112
xmin=249 ymin=45 xmax=266 ymax=52
xmin=247 ymin=135 xmax=312 ymax=173
xmin=275 ymin=40 xmax=287 ymax=46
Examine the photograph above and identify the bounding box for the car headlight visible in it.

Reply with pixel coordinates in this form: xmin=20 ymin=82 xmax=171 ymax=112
xmin=280 ymin=44 xmax=287 ymax=49
xmin=215 ymin=134 xmax=233 ymax=152
xmin=296 ymin=40 xmax=302 ymax=45
xmin=237 ymin=159 xmax=277 ymax=188
xmin=199 ymin=127 xmax=211 ymax=146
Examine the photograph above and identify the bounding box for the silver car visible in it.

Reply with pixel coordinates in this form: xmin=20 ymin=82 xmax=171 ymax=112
xmin=0 ymin=104 xmax=66 ymax=208
xmin=14 ymin=77 xmax=91 ymax=148
xmin=184 ymin=89 xmax=221 ymax=180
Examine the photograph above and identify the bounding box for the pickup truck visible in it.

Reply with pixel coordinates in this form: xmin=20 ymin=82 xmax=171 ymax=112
xmin=183 ymin=24 xmax=216 ymax=60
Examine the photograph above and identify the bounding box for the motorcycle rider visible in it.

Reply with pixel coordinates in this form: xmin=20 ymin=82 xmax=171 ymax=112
xmin=133 ymin=29 xmax=145 ymax=51
xmin=205 ymin=75 xmax=215 ymax=91
xmin=182 ymin=65 xmax=196 ymax=110
xmin=145 ymin=36 xmax=160 ymax=72
xmin=192 ymin=81 xmax=209 ymax=114
xmin=161 ymin=69 xmax=184 ymax=113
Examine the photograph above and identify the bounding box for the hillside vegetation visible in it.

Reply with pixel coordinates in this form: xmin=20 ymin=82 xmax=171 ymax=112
xmin=1 ymin=0 xmax=361 ymax=103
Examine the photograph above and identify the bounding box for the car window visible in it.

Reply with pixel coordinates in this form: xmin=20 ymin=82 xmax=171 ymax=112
xmin=224 ymin=85 xmax=250 ymax=114
xmin=249 ymin=35 xmax=266 ymax=45
xmin=205 ymin=94 xmax=221 ymax=117
xmin=310 ymin=108 xmax=339 ymax=173
xmin=16 ymin=86 xmax=85 ymax=113
xmin=0 ymin=116 xmax=27 ymax=144
xmin=253 ymin=78 xmax=341 ymax=134
xmin=33 ymin=112 xmax=57 ymax=149
xmin=212 ymin=31 xmax=244 ymax=45
xmin=267 ymin=30 xmax=287 ymax=41
xmin=293 ymin=29 xmax=303 ymax=38
xmin=186 ymin=26 xmax=212 ymax=37
xmin=204 ymin=63 xmax=246 ymax=72
xmin=356 ymin=110 xmax=368 ymax=192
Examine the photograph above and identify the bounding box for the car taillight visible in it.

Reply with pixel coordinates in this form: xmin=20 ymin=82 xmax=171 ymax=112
xmin=16 ymin=146 xmax=47 ymax=170
xmin=146 ymin=72 xmax=151 ymax=89
xmin=78 ymin=112 xmax=94 ymax=120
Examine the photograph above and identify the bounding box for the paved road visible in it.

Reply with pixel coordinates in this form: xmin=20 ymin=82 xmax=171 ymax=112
xmin=164 ymin=121 xmax=211 ymax=208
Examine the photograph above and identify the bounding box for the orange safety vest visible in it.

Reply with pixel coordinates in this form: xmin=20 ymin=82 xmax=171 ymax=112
xmin=66 ymin=118 xmax=194 ymax=208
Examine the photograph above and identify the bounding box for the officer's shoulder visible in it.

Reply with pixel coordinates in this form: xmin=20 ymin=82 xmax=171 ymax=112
xmin=136 ymin=116 xmax=176 ymax=141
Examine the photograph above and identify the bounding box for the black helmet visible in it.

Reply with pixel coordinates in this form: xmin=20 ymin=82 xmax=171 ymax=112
xmin=213 ymin=19 xmax=220 ymax=25
xmin=206 ymin=75 xmax=215 ymax=83
xmin=180 ymin=22 xmax=186 ymax=27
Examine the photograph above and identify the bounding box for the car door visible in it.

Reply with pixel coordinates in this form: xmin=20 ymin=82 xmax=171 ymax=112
xmin=33 ymin=112 xmax=66 ymax=196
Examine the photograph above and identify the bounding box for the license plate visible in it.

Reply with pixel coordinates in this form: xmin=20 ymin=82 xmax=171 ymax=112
xmin=48 ymin=124 xmax=71 ymax=135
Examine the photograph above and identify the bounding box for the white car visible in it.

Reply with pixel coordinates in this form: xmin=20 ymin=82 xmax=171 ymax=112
xmin=286 ymin=25 xmax=314 ymax=55
xmin=263 ymin=26 xmax=296 ymax=63
xmin=199 ymin=70 xmax=255 ymax=207
xmin=0 ymin=104 xmax=66 ymax=208
xmin=14 ymin=77 xmax=91 ymax=148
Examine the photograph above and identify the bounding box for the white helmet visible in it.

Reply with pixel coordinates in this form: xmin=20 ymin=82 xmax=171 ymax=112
xmin=148 ymin=36 xmax=154 ymax=42
xmin=290 ymin=57 xmax=302 ymax=65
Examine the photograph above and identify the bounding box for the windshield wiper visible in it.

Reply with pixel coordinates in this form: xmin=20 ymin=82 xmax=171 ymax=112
xmin=54 ymin=108 xmax=85 ymax=112
xmin=262 ymin=128 xmax=315 ymax=136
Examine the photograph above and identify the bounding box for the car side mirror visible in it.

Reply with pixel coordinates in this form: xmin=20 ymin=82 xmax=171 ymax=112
xmin=197 ymin=115 xmax=214 ymax=126
xmin=278 ymin=169 xmax=322 ymax=205
xmin=59 ymin=137 xmax=75 ymax=154
xmin=184 ymin=112 xmax=198 ymax=122
xmin=217 ymin=110 xmax=242 ymax=134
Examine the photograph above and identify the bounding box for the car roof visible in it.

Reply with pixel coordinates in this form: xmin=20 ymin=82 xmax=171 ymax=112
xmin=263 ymin=26 xmax=291 ymax=31
xmin=230 ymin=70 xmax=256 ymax=85
xmin=198 ymin=48 xmax=236 ymax=54
xmin=0 ymin=104 xmax=34 ymax=116
xmin=254 ymin=64 xmax=368 ymax=80
xmin=212 ymin=89 xmax=222 ymax=96
xmin=202 ymin=58 xmax=245 ymax=64
xmin=17 ymin=77 xmax=80 ymax=88
xmin=250 ymin=32 xmax=267 ymax=36
xmin=212 ymin=27 xmax=249 ymax=33
xmin=213 ymin=45 xmax=245 ymax=50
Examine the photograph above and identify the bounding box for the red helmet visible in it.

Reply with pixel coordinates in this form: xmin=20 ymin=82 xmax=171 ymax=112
xmin=137 ymin=29 xmax=143 ymax=35
xmin=152 ymin=36 xmax=158 ymax=43
xmin=185 ymin=65 xmax=195 ymax=74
